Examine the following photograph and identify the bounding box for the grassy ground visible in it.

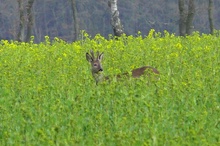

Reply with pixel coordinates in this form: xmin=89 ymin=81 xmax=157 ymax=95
xmin=0 ymin=31 xmax=219 ymax=145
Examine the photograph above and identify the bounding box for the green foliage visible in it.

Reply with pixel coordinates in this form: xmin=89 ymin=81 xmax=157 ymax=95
xmin=0 ymin=32 xmax=219 ymax=145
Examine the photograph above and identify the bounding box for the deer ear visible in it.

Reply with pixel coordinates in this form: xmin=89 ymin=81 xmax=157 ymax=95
xmin=86 ymin=53 xmax=93 ymax=62
xmin=98 ymin=52 xmax=104 ymax=61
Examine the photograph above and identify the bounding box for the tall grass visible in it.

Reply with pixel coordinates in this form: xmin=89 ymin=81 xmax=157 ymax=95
xmin=0 ymin=31 xmax=219 ymax=145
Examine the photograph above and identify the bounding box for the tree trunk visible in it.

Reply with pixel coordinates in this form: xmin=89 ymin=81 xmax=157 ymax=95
xmin=17 ymin=0 xmax=25 ymax=42
xmin=178 ymin=0 xmax=186 ymax=36
xmin=25 ymin=0 xmax=35 ymax=42
xmin=208 ymin=0 xmax=214 ymax=35
xmin=186 ymin=0 xmax=195 ymax=35
xmin=70 ymin=0 xmax=79 ymax=41
xmin=108 ymin=0 xmax=124 ymax=37
xmin=178 ymin=0 xmax=195 ymax=36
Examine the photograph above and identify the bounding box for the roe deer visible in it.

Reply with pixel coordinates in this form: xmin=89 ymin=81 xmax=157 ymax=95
xmin=86 ymin=50 xmax=159 ymax=85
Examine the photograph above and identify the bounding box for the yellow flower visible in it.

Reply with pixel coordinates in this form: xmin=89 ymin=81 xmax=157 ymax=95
xmin=175 ymin=43 xmax=182 ymax=50
xmin=63 ymin=53 xmax=67 ymax=57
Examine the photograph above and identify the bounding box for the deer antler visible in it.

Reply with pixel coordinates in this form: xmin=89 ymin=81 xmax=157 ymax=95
xmin=90 ymin=50 xmax=95 ymax=59
xmin=96 ymin=51 xmax=100 ymax=59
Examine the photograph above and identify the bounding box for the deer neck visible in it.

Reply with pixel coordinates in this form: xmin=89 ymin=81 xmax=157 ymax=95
xmin=92 ymin=71 xmax=104 ymax=84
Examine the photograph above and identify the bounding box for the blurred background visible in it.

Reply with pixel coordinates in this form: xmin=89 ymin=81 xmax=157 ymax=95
xmin=0 ymin=0 xmax=219 ymax=42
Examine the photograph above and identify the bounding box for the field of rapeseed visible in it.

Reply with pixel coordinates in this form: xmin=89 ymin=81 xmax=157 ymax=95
xmin=0 ymin=30 xmax=219 ymax=145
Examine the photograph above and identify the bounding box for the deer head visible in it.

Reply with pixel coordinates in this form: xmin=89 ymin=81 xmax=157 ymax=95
xmin=86 ymin=50 xmax=104 ymax=84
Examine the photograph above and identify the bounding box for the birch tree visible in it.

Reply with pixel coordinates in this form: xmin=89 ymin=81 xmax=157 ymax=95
xmin=108 ymin=0 xmax=124 ymax=37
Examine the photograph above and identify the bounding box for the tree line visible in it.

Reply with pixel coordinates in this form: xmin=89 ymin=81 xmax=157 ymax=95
xmin=0 ymin=0 xmax=219 ymax=43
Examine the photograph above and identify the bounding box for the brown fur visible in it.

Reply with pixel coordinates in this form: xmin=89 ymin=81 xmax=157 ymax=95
xmin=86 ymin=50 xmax=159 ymax=84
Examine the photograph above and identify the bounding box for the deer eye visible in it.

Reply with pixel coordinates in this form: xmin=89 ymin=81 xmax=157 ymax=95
xmin=93 ymin=63 xmax=98 ymax=67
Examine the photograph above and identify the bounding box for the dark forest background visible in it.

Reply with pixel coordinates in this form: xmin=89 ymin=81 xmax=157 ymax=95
xmin=0 ymin=0 xmax=219 ymax=42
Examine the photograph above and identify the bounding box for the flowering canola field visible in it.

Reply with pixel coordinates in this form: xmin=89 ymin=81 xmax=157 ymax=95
xmin=0 ymin=31 xmax=219 ymax=145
